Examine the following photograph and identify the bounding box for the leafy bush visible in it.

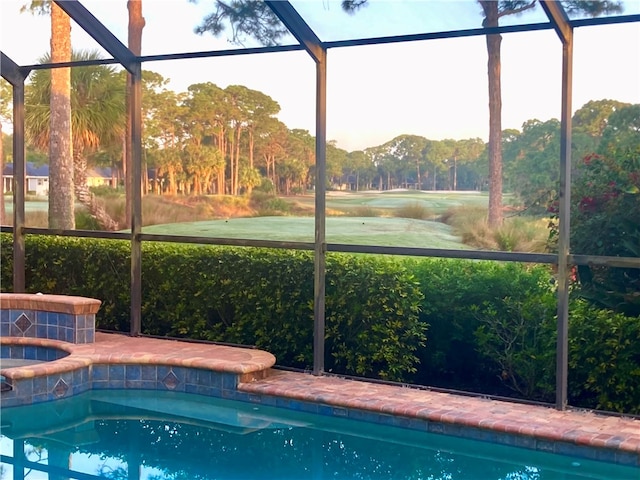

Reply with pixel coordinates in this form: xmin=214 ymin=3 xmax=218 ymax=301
xmin=0 ymin=234 xmax=424 ymax=382
xmin=570 ymin=152 xmax=640 ymax=315
xmin=403 ymin=258 xmax=556 ymax=392
xmin=3 ymin=233 xmax=639 ymax=412
xmin=568 ymin=300 xmax=640 ymax=414
xmin=473 ymin=291 xmax=557 ymax=401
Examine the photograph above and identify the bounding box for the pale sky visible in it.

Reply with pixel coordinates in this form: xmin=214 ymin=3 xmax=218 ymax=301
xmin=1 ymin=0 xmax=639 ymax=151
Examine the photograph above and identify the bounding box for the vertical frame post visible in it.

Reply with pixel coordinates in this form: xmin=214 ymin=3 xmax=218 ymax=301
xmin=555 ymin=30 xmax=573 ymax=410
xmin=313 ymin=49 xmax=327 ymax=375
xmin=130 ymin=63 xmax=143 ymax=335
xmin=12 ymin=81 xmax=26 ymax=292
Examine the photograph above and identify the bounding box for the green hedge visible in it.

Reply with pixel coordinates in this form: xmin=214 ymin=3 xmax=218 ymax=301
xmin=404 ymin=258 xmax=556 ymax=391
xmin=2 ymin=233 xmax=639 ymax=413
xmin=0 ymin=234 xmax=424 ymax=382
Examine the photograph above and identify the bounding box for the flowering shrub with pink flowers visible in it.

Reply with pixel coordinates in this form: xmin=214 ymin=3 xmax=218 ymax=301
xmin=569 ymin=150 xmax=640 ymax=315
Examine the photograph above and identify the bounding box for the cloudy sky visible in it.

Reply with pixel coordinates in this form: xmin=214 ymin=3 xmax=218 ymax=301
xmin=1 ymin=0 xmax=638 ymax=151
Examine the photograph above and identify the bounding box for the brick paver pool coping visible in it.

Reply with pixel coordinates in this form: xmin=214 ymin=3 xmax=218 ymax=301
xmin=2 ymin=332 xmax=639 ymax=467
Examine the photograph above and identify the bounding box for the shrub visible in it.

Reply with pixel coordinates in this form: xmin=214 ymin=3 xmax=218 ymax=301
xmin=0 ymin=234 xmax=424 ymax=382
xmin=473 ymin=291 xmax=557 ymax=401
xmin=568 ymin=300 xmax=640 ymax=414
xmin=550 ymin=150 xmax=640 ymax=315
xmin=394 ymin=202 xmax=433 ymax=220
xmin=3 ymin=233 xmax=639 ymax=413
xmin=405 ymin=258 xmax=556 ymax=393
xmin=345 ymin=206 xmax=382 ymax=217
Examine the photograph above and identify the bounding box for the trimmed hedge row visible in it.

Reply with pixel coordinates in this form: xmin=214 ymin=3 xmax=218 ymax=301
xmin=2 ymin=233 xmax=638 ymax=413
xmin=0 ymin=234 xmax=424 ymax=381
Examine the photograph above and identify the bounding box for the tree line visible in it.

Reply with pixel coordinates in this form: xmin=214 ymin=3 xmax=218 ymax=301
xmin=5 ymin=61 xmax=637 ymax=210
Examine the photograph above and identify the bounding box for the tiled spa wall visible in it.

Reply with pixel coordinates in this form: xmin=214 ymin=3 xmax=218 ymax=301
xmin=0 ymin=293 xmax=101 ymax=344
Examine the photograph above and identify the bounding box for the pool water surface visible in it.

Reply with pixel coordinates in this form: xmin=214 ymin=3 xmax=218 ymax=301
xmin=1 ymin=390 xmax=638 ymax=480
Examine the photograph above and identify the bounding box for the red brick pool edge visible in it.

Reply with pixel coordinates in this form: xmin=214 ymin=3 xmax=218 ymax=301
xmin=2 ymin=332 xmax=639 ymax=466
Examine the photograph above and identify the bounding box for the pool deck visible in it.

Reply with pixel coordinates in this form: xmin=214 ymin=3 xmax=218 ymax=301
xmin=2 ymin=332 xmax=640 ymax=466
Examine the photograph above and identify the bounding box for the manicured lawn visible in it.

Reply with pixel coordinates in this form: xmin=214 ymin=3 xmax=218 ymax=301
xmin=142 ymin=216 xmax=468 ymax=250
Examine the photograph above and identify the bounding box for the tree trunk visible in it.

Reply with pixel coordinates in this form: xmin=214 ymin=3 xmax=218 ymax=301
xmin=433 ymin=165 xmax=436 ymax=190
xmin=73 ymin=150 xmax=119 ymax=230
xmin=453 ymin=157 xmax=458 ymax=191
xmin=482 ymin=1 xmax=504 ymax=226
xmin=125 ymin=0 xmax=145 ymax=226
xmin=49 ymin=3 xmax=75 ymax=230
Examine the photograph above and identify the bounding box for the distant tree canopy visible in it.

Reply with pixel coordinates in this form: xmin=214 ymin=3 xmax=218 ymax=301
xmin=14 ymin=51 xmax=637 ymax=201
xmin=188 ymin=0 xmax=622 ymax=226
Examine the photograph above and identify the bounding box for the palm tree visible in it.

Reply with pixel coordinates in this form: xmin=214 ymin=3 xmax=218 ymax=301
xmin=25 ymin=50 xmax=125 ymax=230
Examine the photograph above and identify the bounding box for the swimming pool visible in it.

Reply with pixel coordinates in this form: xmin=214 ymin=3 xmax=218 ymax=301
xmin=1 ymin=389 xmax=638 ymax=479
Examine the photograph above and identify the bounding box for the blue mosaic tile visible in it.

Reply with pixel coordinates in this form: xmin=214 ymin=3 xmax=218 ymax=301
xmin=184 ymin=383 xmax=199 ymax=395
xmin=76 ymin=315 xmax=87 ymax=329
xmin=141 ymin=380 xmax=158 ymax=390
xmin=75 ymin=329 xmax=85 ymax=344
xmin=73 ymin=383 xmax=91 ymax=395
xmin=46 ymin=325 xmax=57 ymax=340
xmin=0 ymin=323 xmax=9 ymax=336
xmin=32 ymin=392 xmax=48 ymax=403
xmin=1 ymin=397 xmax=18 ymax=408
xmin=614 ymin=451 xmax=639 ymax=467
xmin=109 ymin=365 xmax=125 ymax=381
xmin=195 ymin=369 xmax=211 ymax=385
xmin=10 ymin=310 xmax=32 ymax=323
xmin=537 ymin=439 xmax=557 ymax=453
xmin=156 ymin=365 xmax=171 ymax=380
xmin=221 ymin=373 xmax=237 ymax=390
xmin=141 ymin=366 xmax=157 ymax=381
xmin=184 ymin=368 xmax=199 ymax=385
xmin=92 ymin=365 xmax=109 ymax=382
xmin=24 ymin=324 xmax=37 ymax=338
xmin=61 ymin=313 xmax=74 ymax=328
xmin=108 ymin=380 xmax=125 ymax=389
xmin=0 ymin=308 xmax=10 ymax=324
xmin=53 ymin=378 xmax=70 ymax=398
xmin=36 ymin=325 xmax=47 ymax=338
xmin=0 ymin=345 xmax=9 ymax=357
xmin=125 ymin=379 xmax=142 ymax=389
xmin=9 ymin=324 xmax=23 ymax=336
xmin=596 ymin=449 xmax=618 ymax=463
xmin=126 ymin=365 xmax=141 ymax=381
xmin=33 ymin=376 xmax=48 ymax=396
xmin=316 ymin=403 xmax=334 ymax=417
xmin=16 ymin=378 xmax=34 ymax=397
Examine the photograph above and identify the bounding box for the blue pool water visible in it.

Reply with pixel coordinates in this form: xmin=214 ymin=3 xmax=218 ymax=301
xmin=1 ymin=390 xmax=638 ymax=479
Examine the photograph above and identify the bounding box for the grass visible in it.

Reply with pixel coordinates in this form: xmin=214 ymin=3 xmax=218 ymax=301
xmin=3 ymin=190 xmax=550 ymax=253
xmin=142 ymin=216 xmax=468 ymax=250
xmin=441 ymin=205 xmax=550 ymax=252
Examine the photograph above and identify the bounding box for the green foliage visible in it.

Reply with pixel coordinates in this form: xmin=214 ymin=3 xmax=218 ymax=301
xmin=75 ymin=209 xmax=102 ymax=230
xmin=569 ymin=150 xmax=640 ymax=315
xmin=325 ymin=255 xmax=425 ymax=381
xmin=568 ymin=300 xmax=640 ymax=414
xmin=473 ymin=291 xmax=557 ymax=401
xmin=404 ymin=259 xmax=555 ymax=391
xmin=3 ymin=233 xmax=639 ymax=412
xmin=0 ymin=234 xmax=423 ymax=381
xmin=250 ymin=189 xmax=291 ymax=215
xmin=0 ymin=234 xmax=132 ymax=330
